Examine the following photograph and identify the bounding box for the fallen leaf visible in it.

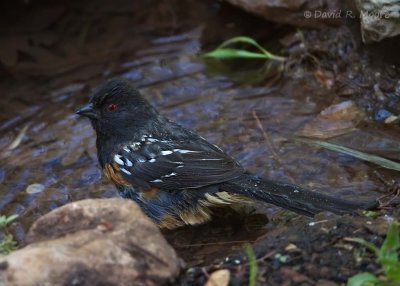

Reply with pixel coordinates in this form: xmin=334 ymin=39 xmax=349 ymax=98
xmin=298 ymin=100 xmax=365 ymax=139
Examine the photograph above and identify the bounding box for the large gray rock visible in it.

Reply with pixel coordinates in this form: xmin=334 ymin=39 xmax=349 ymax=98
xmin=354 ymin=0 xmax=400 ymax=42
xmin=225 ymin=0 xmax=342 ymax=28
xmin=225 ymin=0 xmax=400 ymax=42
xmin=0 ymin=198 xmax=181 ymax=286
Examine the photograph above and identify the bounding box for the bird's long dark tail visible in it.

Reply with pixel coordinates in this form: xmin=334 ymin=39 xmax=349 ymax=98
xmin=222 ymin=174 xmax=378 ymax=216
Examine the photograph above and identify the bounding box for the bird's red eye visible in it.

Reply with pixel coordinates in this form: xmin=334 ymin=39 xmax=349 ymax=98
xmin=107 ymin=103 xmax=118 ymax=112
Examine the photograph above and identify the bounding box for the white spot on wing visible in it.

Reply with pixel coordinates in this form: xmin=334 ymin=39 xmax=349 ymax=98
xmin=213 ymin=144 xmax=223 ymax=152
xmin=162 ymin=172 xmax=177 ymax=178
xmin=161 ymin=150 xmax=173 ymax=155
xmin=125 ymin=159 xmax=133 ymax=167
xmin=122 ymin=146 xmax=131 ymax=153
xmin=173 ymin=149 xmax=201 ymax=154
xmin=151 ymin=179 xmax=163 ymax=183
xmin=114 ymin=155 xmax=124 ymax=165
xmin=149 ymin=158 xmax=156 ymax=163
xmin=120 ymin=168 xmax=131 ymax=175
xmin=130 ymin=142 xmax=141 ymax=150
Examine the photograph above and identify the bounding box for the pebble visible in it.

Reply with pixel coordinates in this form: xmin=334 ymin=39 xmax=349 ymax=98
xmin=26 ymin=183 xmax=45 ymax=194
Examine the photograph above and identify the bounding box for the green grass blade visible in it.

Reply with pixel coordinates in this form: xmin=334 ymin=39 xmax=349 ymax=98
xmin=345 ymin=237 xmax=380 ymax=255
xmin=203 ymin=36 xmax=286 ymax=61
xmin=296 ymin=138 xmax=400 ymax=172
xmin=245 ymin=244 xmax=258 ymax=286
xmin=217 ymin=36 xmax=272 ymax=57
xmin=203 ymin=48 xmax=270 ymax=59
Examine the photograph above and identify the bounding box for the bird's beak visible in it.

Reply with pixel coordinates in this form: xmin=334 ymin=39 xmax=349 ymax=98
xmin=75 ymin=103 xmax=98 ymax=119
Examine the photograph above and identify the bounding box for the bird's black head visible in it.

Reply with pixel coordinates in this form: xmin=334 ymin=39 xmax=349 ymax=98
xmin=76 ymin=77 xmax=159 ymax=139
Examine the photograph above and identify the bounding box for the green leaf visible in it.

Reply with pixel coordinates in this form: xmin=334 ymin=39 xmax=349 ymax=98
xmin=347 ymin=272 xmax=380 ymax=286
xmin=5 ymin=214 xmax=18 ymax=225
xmin=296 ymin=138 xmax=400 ymax=172
xmin=0 ymin=214 xmax=18 ymax=229
xmin=0 ymin=216 xmax=6 ymax=227
xmin=383 ymin=260 xmax=400 ymax=281
xmin=0 ymin=234 xmax=18 ymax=255
xmin=380 ymin=223 xmax=400 ymax=257
xmin=378 ymin=223 xmax=400 ymax=277
xmin=203 ymin=48 xmax=269 ymax=59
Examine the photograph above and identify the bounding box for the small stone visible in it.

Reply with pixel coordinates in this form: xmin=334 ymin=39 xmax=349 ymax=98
xmin=374 ymin=109 xmax=393 ymax=121
xmin=284 ymin=243 xmax=299 ymax=252
xmin=205 ymin=269 xmax=230 ymax=286
xmin=384 ymin=115 xmax=398 ymax=124
xmin=26 ymin=183 xmax=45 ymax=194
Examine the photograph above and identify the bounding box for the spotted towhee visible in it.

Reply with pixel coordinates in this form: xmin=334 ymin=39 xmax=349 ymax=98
xmin=76 ymin=78 xmax=376 ymax=229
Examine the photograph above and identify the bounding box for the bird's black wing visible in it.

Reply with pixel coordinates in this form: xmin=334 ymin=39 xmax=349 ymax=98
xmin=112 ymin=134 xmax=244 ymax=190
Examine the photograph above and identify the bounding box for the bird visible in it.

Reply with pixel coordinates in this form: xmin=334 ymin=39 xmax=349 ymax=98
xmin=76 ymin=77 xmax=377 ymax=229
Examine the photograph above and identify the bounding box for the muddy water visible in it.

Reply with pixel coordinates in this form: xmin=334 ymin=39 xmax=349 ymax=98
xmin=0 ymin=0 xmax=392 ymax=266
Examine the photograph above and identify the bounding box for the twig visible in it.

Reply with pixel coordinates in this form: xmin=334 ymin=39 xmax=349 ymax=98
xmin=252 ymin=110 xmax=295 ymax=184
xmin=377 ymin=187 xmax=400 ymax=209
xmin=252 ymin=110 xmax=282 ymax=164
xmin=255 ymin=250 xmax=277 ymax=263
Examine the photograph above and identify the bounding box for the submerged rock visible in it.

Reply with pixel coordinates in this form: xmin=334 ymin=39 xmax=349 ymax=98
xmin=0 ymin=198 xmax=180 ymax=286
